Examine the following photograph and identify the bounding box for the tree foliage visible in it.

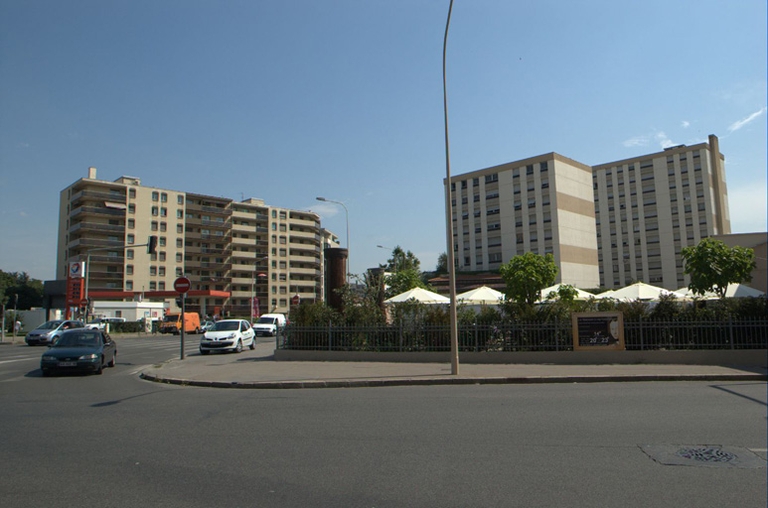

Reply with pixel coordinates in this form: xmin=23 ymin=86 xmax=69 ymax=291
xmin=435 ymin=252 xmax=448 ymax=274
xmin=0 ymin=270 xmax=44 ymax=310
xmin=681 ymin=238 xmax=755 ymax=298
xmin=499 ymin=252 xmax=558 ymax=306
xmin=385 ymin=246 xmax=421 ymax=272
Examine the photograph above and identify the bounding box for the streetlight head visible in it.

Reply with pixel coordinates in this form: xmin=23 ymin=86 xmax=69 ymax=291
xmin=316 ymin=197 xmax=326 ymax=202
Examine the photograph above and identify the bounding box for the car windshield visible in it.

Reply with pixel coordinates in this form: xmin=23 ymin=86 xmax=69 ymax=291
xmin=162 ymin=315 xmax=178 ymax=322
xmin=54 ymin=332 xmax=100 ymax=348
xmin=211 ymin=321 xmax=239 ymax=331
xmin=37 ymin=320 xmax=63 ymax=330
xmin=256 ymin=317 xmax=275 ymax=324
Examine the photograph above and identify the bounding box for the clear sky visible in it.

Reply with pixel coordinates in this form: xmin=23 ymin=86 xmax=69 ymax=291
xmin=1 ymin=0 xmax=765 ymax=282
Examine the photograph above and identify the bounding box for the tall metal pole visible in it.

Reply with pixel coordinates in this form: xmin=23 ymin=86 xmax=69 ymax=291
xmin=443 ymin=0 xmax=459 ymax=375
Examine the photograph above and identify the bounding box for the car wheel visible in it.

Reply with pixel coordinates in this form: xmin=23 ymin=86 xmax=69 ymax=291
xmin=235 ymin=339 xmax=243 ymax=353
xmin=41 ymin=369 xmax=51 ymax=377
xmin=200 ymin=349 xmax=210 ymax=355
xmin=95 ymin=357 xmax=103 ymax=375
xmin=108 ymin=351 xmax=117 ymax=368
xmin=249 ymin=337 xmax=256 ymax=350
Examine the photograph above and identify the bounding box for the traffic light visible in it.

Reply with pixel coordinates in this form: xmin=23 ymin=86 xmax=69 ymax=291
xmin=147 ymin=235 xmax=158 ymax=254
xmin=175 ymin=297 xmax=183 ymax=307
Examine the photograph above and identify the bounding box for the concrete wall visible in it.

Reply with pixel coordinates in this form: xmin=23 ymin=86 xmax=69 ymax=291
xmin=274 ymin=349 xmax=767 ymax=367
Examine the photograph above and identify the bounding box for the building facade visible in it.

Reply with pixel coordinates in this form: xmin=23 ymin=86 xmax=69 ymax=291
xmin=57 ymin=168 xmax=339 ymax=316
xmin=449 ymin=134 xmax=731 ymax=291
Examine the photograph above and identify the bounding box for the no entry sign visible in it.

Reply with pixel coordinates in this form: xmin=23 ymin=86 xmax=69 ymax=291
xmin=173 ymin=277 xmax=191 ymax=294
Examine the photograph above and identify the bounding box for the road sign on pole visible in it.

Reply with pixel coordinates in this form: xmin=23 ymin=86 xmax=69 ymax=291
xmin=174 ymin=277 xmax=191 ymax=294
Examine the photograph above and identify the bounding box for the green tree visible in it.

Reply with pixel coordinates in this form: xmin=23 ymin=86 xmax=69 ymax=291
xmin=681 ymin=238 xmax=755 ymax=298
xmin=385 ymin=268 xmax=427 ymax=298
xmin=499 ymin=252 xmax=558 ymax=306
xmin=435 ymin=252 xmax=448 ymax=274
xmin=385 ymin=246 xmax=421 ymax=272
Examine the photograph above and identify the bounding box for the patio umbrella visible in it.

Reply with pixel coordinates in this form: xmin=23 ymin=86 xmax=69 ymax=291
xmin=598 ymin=282 xmax=678 ymax=301
xmin=538 ymin=283 xmax=594 ymax=302
xmin=456 ymin=286 xmax=505 ymax=305
xmin=384 ymin=287 xmax=450 ymax=305
xmin=674 ymin=284 xmax=765 ymax=299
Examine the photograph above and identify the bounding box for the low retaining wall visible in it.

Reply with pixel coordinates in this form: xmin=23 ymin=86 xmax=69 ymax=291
xmin=274 ymin=349 xmax=768 ymax=367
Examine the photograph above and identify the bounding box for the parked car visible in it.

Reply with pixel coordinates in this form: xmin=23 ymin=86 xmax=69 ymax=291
xmin=40 ymin=329 xmax=117 ymax=376
xmin=199 ymin=319 xmax=255 ymax=354
xmin=251 ymin=313 xmax=287 ymax=337
xmin=25 ymin=320 xmax=85 ymax=346
xmin=85 ymin=320 xmax=106 ymax=331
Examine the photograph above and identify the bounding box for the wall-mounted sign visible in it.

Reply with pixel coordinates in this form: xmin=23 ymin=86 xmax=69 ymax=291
xmin=571 ymin=311 xmax=625 ymax=351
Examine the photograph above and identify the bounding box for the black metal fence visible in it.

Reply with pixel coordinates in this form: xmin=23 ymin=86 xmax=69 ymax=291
xmin=278 ymin=318 xmax=768 ymax=352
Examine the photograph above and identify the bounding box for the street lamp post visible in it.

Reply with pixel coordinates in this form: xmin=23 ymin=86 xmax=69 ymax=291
xmin=316 ymin=197 xmax=350 ymax=283
xmin=443 ymin=0 xmax=459 ymax=375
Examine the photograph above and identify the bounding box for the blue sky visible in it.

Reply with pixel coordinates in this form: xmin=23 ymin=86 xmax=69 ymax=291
xmin=1 ymin=0 xmax=765 ymax=281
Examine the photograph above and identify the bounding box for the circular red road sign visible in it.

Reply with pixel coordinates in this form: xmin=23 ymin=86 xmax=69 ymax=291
xmin=174 ymin=277 xmax=191 ymax=294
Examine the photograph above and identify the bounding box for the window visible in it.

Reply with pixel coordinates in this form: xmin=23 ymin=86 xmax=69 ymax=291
xmin=126 ymin=249 xmax=134 ymax=260
xmin=127 ymin=234 xmax=135 ymax=244
xmin=150 ymin=266 xmax=157 ymax=276
xmin=127 ymin=219 xmax=135 ymax=229
xmin=176 ymin=210 xmax=183 ymax=219
xmin=126 ymin=265 xmax=134 ymax=275
xmin=161 ymin=193 xmax=168 ymax=203
xmin=160 ymin=222 xmax=167 ymax=232
xmin=160 ymin=207 xmax=167 ymax=217
xmin=177 ymin=224 xmax=183 ymax=233
xmin=159 ymin=237 xmax=166 ymax=247
xmin=128 ymin=188 xmax=136 ymax=199
xmin=176 ymin=238 xmax=183 ymax=248
xmin=152 ymin=191 xmax=159 ymax=202
xmin=151 ymin=221 xmax=158 ymax=231
xmin=125 ymin=281 xmax=133 ymax=290
xmin=177 ymin=195 xmax=184 ymax=205
xmin=151 ymin=206 xmax=159 ymax=216
xmin=128 ymin=203 xmax=135 ymax=214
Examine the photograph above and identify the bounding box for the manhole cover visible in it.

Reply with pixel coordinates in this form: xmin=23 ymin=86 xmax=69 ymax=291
xmin=640 ymin=444 xmax=766 ymax=468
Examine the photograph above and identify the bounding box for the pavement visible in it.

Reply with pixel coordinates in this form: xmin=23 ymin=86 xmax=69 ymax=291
xmin=139 ymin=339 xmax=768 ymax=389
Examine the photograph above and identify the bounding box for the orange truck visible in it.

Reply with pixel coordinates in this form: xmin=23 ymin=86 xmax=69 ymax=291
xmin=159 ymin=312 xmax=201 ymax=334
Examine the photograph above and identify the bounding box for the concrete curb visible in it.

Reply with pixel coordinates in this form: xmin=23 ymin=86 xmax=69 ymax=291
xmin=139 ymin=371 xmax=768 ymax=389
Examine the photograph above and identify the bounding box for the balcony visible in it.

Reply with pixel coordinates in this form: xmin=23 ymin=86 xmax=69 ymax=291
xmin=69 ymin=221 xmax=125 ymax=235
xmin=70 ymin=206 xmax=125 ymax=219
xmin=71 ymin=189 xmax=126 ymax=204
xmin=68 ymin=238 xmax=125 ymax=250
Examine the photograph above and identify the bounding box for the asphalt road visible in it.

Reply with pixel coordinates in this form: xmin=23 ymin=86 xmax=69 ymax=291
xmin=1 ymin=336 xmax=766 ymax=508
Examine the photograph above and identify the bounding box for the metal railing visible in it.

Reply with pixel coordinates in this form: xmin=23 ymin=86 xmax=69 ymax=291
xmin=278 ymin=318 xmax=768 ymax=352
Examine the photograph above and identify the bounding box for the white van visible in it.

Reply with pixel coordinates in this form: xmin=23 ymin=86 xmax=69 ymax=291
xmin=251 ymin=313 xmax=286 ymax=337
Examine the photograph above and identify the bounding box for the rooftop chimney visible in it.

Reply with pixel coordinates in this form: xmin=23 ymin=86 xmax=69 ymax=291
xmin=88 ymin=167 xmax=97 ymax=179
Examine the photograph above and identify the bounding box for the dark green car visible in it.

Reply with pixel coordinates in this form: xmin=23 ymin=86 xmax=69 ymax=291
xmin=40 ymin=329 xmax=117 ymax=376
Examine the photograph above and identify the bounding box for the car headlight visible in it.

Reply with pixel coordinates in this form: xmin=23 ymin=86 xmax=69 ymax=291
xmin=79 ymin=353 xmax=98 ymax=361
xmin=41 ymin=355 xmax=56 ymax=361
xmin=228 ymin=333 xmax=237 ymax=339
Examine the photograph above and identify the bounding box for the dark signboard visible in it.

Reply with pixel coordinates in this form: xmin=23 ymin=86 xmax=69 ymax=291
xmin=571 ymin=312 xmax=625 ymax=351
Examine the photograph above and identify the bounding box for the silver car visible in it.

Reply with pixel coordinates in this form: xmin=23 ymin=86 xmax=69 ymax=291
xmin=25 ymin=320 xmax=85 ymax=346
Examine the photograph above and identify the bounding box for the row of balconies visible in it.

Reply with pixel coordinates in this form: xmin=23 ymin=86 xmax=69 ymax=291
xmin=71 ymin=189 xmax=126 ymax=204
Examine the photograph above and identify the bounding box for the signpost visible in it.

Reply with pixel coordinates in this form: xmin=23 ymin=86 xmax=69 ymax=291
xmin=174 ymin=277 xmax=191 ymax=359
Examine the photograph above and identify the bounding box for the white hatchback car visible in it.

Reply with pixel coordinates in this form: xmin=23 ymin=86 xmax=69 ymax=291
xmin=199 ymin=319 xmax=256 ymax=355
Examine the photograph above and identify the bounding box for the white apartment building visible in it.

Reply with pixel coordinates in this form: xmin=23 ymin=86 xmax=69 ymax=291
xmin=449 ymin=135 xmax=731 ymax=291
xmin=57 ymin=168 xmax=339 ymax=316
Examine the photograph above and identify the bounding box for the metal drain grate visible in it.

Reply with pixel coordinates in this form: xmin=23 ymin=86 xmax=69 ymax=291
xmin=640 ymin=444 xmax=766 ymax=469
xmin=676 ymin=446 xmax=736 ymax=463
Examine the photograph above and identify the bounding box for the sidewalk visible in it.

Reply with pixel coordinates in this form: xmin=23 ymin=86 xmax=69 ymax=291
xmin=139 ymin=340 xmax=768 ymax=389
